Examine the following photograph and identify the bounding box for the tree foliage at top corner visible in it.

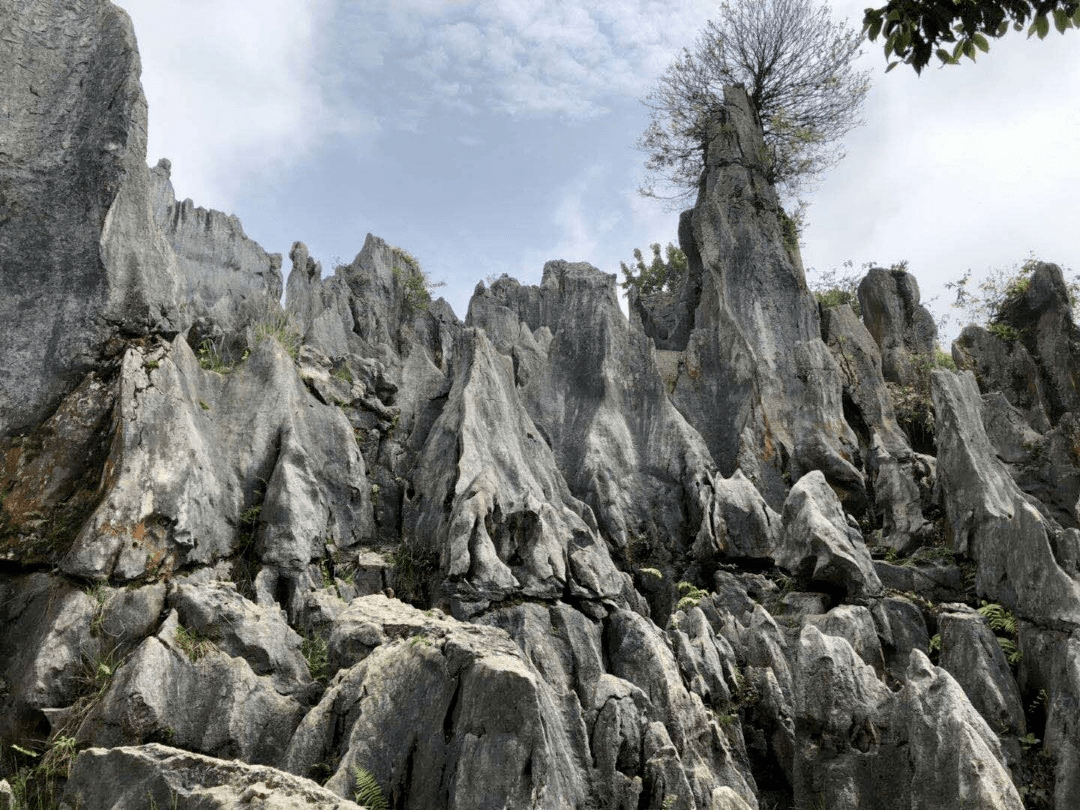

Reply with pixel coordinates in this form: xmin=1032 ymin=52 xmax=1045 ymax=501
xmin=864 ymin=0 xmax=1080 ymax=73
xmin=621 ymin=243 xmax=688 ymax=296
xmin=637 ymin=0 xmax=870 ymax=207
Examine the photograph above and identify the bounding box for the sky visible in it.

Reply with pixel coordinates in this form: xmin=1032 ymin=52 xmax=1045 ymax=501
xmin=119 ymin=0 xmax=1080 ymax=342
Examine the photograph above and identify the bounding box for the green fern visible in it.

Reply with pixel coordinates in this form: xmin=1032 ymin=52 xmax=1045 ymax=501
xmin=353 ymin=766 xmax=388 ymax=810
xmin=977 ymin=601 xmax=1018 ymax=635
xmin=977 ymin=601 xmax=1022 ymax=664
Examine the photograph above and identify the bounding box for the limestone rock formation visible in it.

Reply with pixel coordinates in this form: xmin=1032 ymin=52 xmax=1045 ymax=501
xmin=632 ymin=86 xmax=862 ymax=512
xmin=4 ymin=7 xmax=1080 ymax=810
xmin=857 ymin=267 xmax=937 ymax=388
xmin=63 ymin=744 xmax=362 ymax=809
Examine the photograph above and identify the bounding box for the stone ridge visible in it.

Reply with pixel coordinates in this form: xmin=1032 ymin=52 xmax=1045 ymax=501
xmin=0 ymin=4 xmax=1077 ymax=810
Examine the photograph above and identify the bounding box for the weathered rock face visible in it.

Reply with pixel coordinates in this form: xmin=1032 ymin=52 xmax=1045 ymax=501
xmin=5 ymin=10 xmax=1080 ymax=810
xmin=0 ymin=0 xmax=162 ymax=436
xmin=996 ymin=263 xmax=1080 ymax=424
xmin=63 ymin=744 xmax=362 ymax=810
xmin=0 ymin=0 xmax=284 ymax=439
xmin=933 ymin=369 xmax=1080 ymax=626
xmin=793 ymin=626 xmax=1022 ymax=810
xmin=53 ymin=335 xmax=372 ymax=585
xmin=953 ymin=325 xmax=1052 ymax=432
xmin=633 ymin=86 xmax=862 ymax=512
xmin=857 ymin=267 xmax=937 ymax=389
xmin=150 ymin=159 xmax=283 ymax=344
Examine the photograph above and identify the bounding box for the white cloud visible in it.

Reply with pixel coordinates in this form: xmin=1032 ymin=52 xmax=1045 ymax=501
xmin=120 ymin=0 xmax=376 ymax=209
xmin=334 ymin=0 xmax=715 ymax=121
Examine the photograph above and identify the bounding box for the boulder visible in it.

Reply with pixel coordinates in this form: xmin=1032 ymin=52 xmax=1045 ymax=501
xmin=77 ymin=610 xmax=305 ymax=764
xmin=775 ymin=471 xmax=881 ymax=599
xmin=793 ymin=626 xmax=1022 ymax=809
xmin=285 ymin=595 xmax=596 ymax=810
xmin=0 ymin=574 xmax=96 ymax=743
xmin=62 ymin=744 xmax=362 ymax=809
xmin=857 ymin=267 xmax=937 ymax=389
xmin=937 ymin=605 xmax=1025 ymax=739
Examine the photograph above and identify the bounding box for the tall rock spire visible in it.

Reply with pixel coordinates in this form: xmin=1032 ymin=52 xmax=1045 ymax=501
xmin=636 ymin=85 xmax=863 ymax=510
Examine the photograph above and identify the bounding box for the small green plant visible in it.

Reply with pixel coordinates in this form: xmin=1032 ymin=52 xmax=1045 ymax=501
xmin=891 ymin=382 xmax=935 ymax=451
xmin=392 ymin=247 xmax=443 ymax=314
xmin=639 ymin=567 xmax=663 ymax=580
xmin=778 ymin=204 xmax=804 ymax=255
xmin=254 ymin=308 xmax=302 ymax=361
xmin=174 ymin=624 xmax=215 ymax=662
xmin=239 ymin=504 xmax=262 ymax=527
xmin=1029 ymin=687 xmax=1049 ymax=715
xmin=332 ymin=365 xmax=354 ymax=383
xmin=934 ymin=347 xmax=957 ymax=371
xmin=619 ymin=242 xmax=688 ymax=296
xmin=301 ymin=633 xmax=329 ymax=684
xmin=144 ymin=359 xmax=160 ymax=370
xmin=928 ymin=633 xmax=942 ymax=655
xmin=197 ymin=339 xmax=232 ymax=373
xmin=198 ymin=400 xmax=210 ymax=411
xmin=675 ymin=580 xmax=708 ymax=612
xmin=986 ymin=321 xmax=1023 ymax=342
xmin=978 ymin=601 xmax=1022 ymax=665
xmin=978 ymin=601 xmax=1018 ymax=635
xmin=389 ymin=542 xmax=439 ymax=605
xmin=1019 ymin=732 xmax=1041 ymax=750
xmin=808 ymin=261 xmax=862 ymax=316
xmin=353 ymin=766 xmax=388 ymax=810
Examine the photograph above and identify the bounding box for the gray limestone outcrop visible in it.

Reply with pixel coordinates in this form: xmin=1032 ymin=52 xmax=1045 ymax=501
xmin=0 ymin=0 xmax=169 ymax=436
xmin=62 ymin=744 xmax=362 ymax=810
xmin=0 ymin=0 xmax=284 ymax=439
xmin=933 ymin=369 xmax=1080 ymax=626
xmin=857 ymin=267 xmax=937 ymax=389
xmin=633 ymin=86 xmax=862 ymax=512
xmin=793 ymin=626 xmax=1022 ymax=810
xmin=150 ymin=159 xmax=283 ymax=345
xmin=56 ymin=334 xmax=371 ymax=585
xmin=774 ymin=471 xmax=881 ymax=600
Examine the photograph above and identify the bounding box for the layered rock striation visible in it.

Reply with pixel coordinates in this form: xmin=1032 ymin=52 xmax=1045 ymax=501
xmin=1 ymin=3 xmax=1078 ymax=810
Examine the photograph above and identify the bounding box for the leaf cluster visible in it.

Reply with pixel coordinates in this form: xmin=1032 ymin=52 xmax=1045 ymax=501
xmin=978 ymin=600 xmax=1023 ymax=665
xmin=392 ymin=247 xmax=444 ymax=315
xmin=620 ymin=243 xmax=688 ymax=296
xmin=864 ymin=0 xmax=1080 ymax=73
xmin=808 ymin=261 xmax=863 ymax=316
xmin=675 ymin=580 xmax=709 ymax=612
xmin=945 ymin=256 xmax=1079 ymax=339
xmin=353 ymin=766 xmax=388 ymax=810
xmin=638 ymin=0 xmax=870 ymax=205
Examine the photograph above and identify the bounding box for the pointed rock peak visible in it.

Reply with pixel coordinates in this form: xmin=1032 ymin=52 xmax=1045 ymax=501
xmin=857 ymin=266 xmax=937 ymax=388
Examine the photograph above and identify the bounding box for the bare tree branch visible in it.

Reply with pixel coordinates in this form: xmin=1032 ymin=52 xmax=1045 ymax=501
xmin=638 ymin=0 xmax=871 ymax=208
